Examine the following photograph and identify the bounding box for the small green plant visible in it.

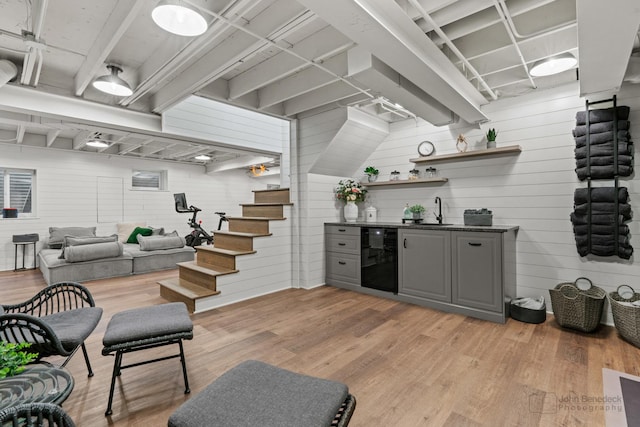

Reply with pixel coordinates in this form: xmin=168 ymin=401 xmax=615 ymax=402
xmin=0 ymin=341 xmax=38 ymax=378
xmin=409 ymin=204 xmax=426 ymax=214
xmin=486 ymin=128 xmax=498 ymax=141
xmin=364 ymin=166 xmax=379 ymax=176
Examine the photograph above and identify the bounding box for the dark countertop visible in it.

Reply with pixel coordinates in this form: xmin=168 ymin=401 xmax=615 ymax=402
xmin=325 ymin=221 xmax=519 ymax=232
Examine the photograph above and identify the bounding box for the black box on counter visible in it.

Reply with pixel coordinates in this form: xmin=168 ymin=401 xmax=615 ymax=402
xmin=464 ymin=208 xmax=492 ymax=226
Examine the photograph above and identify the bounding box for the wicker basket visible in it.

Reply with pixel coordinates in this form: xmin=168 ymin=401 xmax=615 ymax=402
xmin=549 ymin=277 xmax=606 ymax=332
xmin=608 ymin=285 xmax=640 ymax=348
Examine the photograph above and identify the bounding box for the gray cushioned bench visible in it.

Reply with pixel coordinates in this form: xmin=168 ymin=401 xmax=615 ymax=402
xmin=101 ymin=302 xmax=193 ymax=416
xmin=168 ymin=360 xmax=356 ymax=427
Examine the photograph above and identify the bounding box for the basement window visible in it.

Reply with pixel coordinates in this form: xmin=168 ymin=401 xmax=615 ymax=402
xmin=131 ymin=170 xmax=167 ymax=191
xmin=0 ymin=168 xmax=35 ymax=217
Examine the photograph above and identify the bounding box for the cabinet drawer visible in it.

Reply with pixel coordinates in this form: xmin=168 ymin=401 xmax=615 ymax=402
xmin=325 ymin=225 xmax=360 ymax=236
xmin=326 ymin=234 xmax=359 ymax=254
xmin=326 ymin=252 xmax=360 ymax=284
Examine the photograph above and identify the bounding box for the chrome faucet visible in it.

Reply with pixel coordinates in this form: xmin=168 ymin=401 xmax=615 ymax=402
xmin=435 ymin=197 xmax=443 ymax=224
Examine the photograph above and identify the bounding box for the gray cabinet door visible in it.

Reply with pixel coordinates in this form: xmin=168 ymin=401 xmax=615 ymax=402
xmin=451 ymin=232 xmax=502 ymax=312
xmin=398 ymin=229 xmax=451 ymax=301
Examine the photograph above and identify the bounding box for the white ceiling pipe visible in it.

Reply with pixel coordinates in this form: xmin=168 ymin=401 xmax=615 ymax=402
xmin=0 ymin=60 xmax=18 ymax=87
xmin=493 ymin=0 xmax=537 ymax=88
xmin=406 ymin=0 xmax=498 ymax=100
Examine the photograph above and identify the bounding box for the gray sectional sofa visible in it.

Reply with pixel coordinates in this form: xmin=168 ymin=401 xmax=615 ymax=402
xmin=38 ymin=225 xmax=195 ymax=284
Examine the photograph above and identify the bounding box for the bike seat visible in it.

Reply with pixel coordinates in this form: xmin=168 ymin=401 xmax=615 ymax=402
xmin=215 ymin=212 xmax=226 ymax=216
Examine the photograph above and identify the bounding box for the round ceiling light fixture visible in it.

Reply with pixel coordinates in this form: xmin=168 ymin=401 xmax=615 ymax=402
xmin=195 ymin=154 xmax=211 ymax=161
xmin=92 ymin=65 xmax=133 ymax=96
xmin=152 ymin=0 xmax=208 ymax=37
xmin=529 ymin=53 xmax=577 ymax=77
xmin=86 ymin=134 xmax=109 ymax=148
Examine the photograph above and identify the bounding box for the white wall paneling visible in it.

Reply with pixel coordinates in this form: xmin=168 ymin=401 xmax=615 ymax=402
xmin=358 ymin=81 xmax=640 ymax=324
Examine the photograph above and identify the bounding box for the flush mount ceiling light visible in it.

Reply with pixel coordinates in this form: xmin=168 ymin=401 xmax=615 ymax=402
xmin=86 ymin=133 xmax=109 ymax=148
xmin=529 ymin=53 xmax=577 ymax=77
xmin=195 ymin=154 xmax=211 ymax=161
xmin=250 ymin=164 xmax=267 ymax=177
xmin=92 ymin=65 xmax=133 ymax=96
xmin=152 ymin=0 xmax=208 ymax=37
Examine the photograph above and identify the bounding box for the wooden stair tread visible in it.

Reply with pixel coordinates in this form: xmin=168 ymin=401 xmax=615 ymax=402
xmin=177 ymin=261 xmax=238 ymax=276
xmin=158 ymin=279 xmax=220 ymax=298
xmin=240 ymin=202 xmax=293 ymax=206
xmin=252 ymin=188 xmax=289 ymax=193
xmin=194 ymin=245 xmax=256 ymax=256
xmin=226 ymin=216 xmax=286 ymax=221
xmin=213 ymin=230 xmax=272 ymax=238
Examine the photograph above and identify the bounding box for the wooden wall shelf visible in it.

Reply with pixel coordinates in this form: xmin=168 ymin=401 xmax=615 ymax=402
xmin=365 ymin=177 xmax=448 ymax=187
xmin=410 ymin=145 xmax=522 ymax=164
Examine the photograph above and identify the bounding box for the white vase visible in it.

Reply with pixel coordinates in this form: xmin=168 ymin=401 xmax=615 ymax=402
xmin=343 ymin=201 xmax=358 ymax=222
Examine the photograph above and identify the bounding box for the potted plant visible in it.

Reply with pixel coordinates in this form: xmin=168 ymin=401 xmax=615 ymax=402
xmin=486 ymin=128 xmax=498 ymax=149
xmin=0 ymin=341 xmax=38 ymax=378
xmin=364 ymin=166 xmax=379 ymax=182
xmin=409 ymin=204 xmax=426 ymax=219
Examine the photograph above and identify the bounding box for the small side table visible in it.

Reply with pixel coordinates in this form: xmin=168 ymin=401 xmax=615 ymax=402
xmin=12 ymin=234 xmax=39 ymax=271
xmin=0 ymin=364 xmax=74 ymax=410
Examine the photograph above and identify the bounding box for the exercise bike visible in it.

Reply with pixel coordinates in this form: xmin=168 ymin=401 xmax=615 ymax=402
xmin=174 ymin=193 xmax=228 ymax=247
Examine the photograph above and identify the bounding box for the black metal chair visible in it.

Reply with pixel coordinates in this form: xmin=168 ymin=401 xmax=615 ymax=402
xmin=0 ymin=282 xmax=103 ymax=376
xmin=0 ymin=402 xmax=76 ymax=427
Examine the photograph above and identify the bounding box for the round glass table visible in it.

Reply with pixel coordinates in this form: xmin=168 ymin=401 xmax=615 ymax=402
xmin=0 ymin=364 xmax=74 ymax=410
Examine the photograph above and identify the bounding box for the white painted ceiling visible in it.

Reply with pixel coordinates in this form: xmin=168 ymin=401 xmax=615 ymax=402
xmin=0 ymin=0 xmax=638 ymax=167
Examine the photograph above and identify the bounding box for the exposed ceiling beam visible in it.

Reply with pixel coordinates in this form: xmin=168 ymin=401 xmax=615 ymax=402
xmin=227 ymin=25 xmax=352 ymax=99
xmin=206 ymin=155 xmax=275 ymax=173
xmin=72 ymin=131 xmax=91 ymax=150
xmin=258 ymin=52 xmax=347 ymax=109
xmin=577 ymin=0 xmax=640 ymax=98
xmin=151 ymin=0 xmax=307 ymax=112
xmin=16 ymin=125 xmax=26 ymax=144
xmin=284 ymin=81 xmax=361 ymax=116
xmin=118 ymin=138 xmax=153 ymax=155
xmin=120 ymin=0 xmax=260 ymax=108
xmin=46 ymin=129 xmax=60 ymax=147
xmin=296 ymin=0 xmax=488 ymax=123
xmin=74 ymin=0 xmax=145 ymax=96
xmin=20 ymin=0 xmax=48 ymax=86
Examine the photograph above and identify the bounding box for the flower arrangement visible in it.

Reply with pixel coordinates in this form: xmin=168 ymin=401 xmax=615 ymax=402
xmin=335 ymin=179 xmax=367 ymax=202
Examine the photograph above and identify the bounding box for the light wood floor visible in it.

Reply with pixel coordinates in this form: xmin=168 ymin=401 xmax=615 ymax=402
xmin=1 ymin=269 xmax=639 ymax=426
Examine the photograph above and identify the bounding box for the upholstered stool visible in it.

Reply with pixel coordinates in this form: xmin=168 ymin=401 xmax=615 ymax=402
xmin=101 ymin=302 xmax=193 ymax=416
xmin=168 ymin=360 xmax=356 ymax=427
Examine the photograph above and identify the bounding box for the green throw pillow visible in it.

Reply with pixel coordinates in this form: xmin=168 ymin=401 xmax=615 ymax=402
xmin=126 ymin=227 xmax=153 ymax=243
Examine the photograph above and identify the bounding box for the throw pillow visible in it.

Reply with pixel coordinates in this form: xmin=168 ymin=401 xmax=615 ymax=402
xmin=64 ymin=241 xmax=123 ymax=263
xmin=137 ymin=234 xmax=186 ymax=251
xmin=150 ymin=226 xmax=165 ymax=236
xmin=58 ymin=234 xmax=118 ymax=259
xmin=48 ymin=226 xmax=96 ymax=249
xmin=116 ymin=222 xmax=146 ymax=243
xmin=126 ymin=227 xmax=153 ymax=243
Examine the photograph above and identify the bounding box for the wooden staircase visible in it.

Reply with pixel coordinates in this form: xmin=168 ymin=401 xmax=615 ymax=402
xmin=159 ymin=188 xmax=292 ymax=313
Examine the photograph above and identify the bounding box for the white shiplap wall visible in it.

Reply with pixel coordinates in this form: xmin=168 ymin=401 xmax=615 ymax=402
xmin=162 ymin=95 xmax=288 ymax=154
xmin=0 ymin=144 xmax=283 ymax=287
xmin=360 ymin=81 xmax=640 ymax=324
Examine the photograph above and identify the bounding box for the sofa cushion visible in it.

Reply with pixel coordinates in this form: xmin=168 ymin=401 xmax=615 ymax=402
xmin=48 ymin=227 xmax=96 ymax=249
xmin=137 ymin=234 xmax=186 ymax=251
xmin=116 ymin=222 xmax=146 ymax=243
xmin=150 ymin=227 xmax=165 ymax=236
xmin=64 ymin=241 xmax=124 ymax=263
xmin=126 ymin=227 xmax=153 ymax=243
xmin=59 ymin=234 xmax=118 ymax=259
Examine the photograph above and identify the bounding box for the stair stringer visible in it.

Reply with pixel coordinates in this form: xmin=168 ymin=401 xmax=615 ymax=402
xmin=193 ymin=206 xmax=293 ymax=313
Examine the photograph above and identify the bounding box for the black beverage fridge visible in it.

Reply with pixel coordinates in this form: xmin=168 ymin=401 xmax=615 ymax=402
xmin=361 ymin=228 xmax=398 ymax=293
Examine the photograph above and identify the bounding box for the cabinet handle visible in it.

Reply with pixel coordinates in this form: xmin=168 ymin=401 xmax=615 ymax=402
xmin=468 ymin=242 xmax=482 ymax=247
xmin=338 ymin=261 xmax=346 ymax=265
xmin=338 ymin=242 xmax=346 ymax=246
xmin=404 ymin=238 xmax=407 ymax=249
xmin=338 ymin=228 xmax=346 ymax=232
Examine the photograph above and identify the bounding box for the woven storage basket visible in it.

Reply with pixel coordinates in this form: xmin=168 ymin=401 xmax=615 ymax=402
xmin=549 ymin=277 xmax=606 ymax=332
xmin=608 ymin=285 xmax=640 ymax=348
